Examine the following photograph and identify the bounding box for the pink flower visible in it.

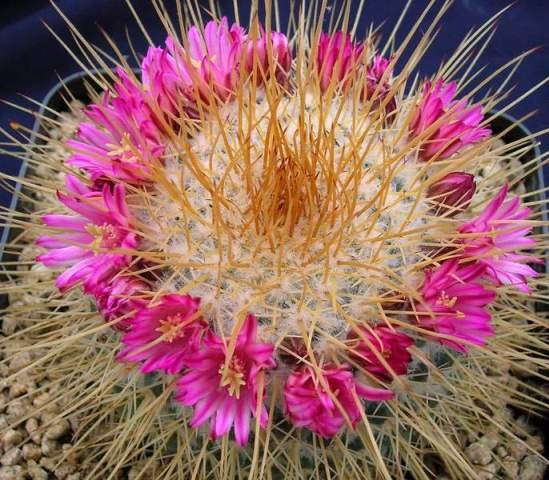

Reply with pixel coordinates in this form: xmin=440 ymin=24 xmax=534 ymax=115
xmin=283 ymin=364 xmax=394 ymax=438
xmin=366 ymin=55 xmax=391 ymax=87
xmin=316 ymin=32 xmax=364 ymax=92
xmin=186 ymin=18 xmax=246 ymax=101
xmin=428 ymin=172 xmax=476 ymax=215
xmin=410 ymin=80 xmax=491 ymax=160
xmin=181 ymin=18 xmax=247 ymax=101
xmin=94 ymin=274 xmax=149 ymax=332
xmin=36 ymin=176 xmax=137 ymax=294
xmin=175 ymin=314 xmax=276 ymax=446
xmin=363 ymin=55 xmax=396 ymax=113
xmin=141 ymin=19 xmax=246 ymax=114
xmin=458 ymin=185 xmax=539 ymax=293
xmin=67 ymin=69 xmax=164 ymax=183
xmin=415 ymin=260 xmax=496 ymax=352
xmin=348 ymin=326 xmax=413 ymax=380
xmin=245 ymin=29 xmax=292 ymax=83
xmin=141 ymin=45 xmax=184 ymax=118
xmin=118 ymin=294 xmax=205 ymax=374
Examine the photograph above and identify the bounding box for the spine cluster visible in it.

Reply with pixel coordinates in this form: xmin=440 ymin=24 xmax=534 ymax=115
xmin=35 ymin=16 xmax=538 ymax=446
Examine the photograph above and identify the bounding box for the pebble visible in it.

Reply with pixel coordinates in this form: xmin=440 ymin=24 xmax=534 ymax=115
xmin=127 ymin=461 xmax=160 ymax=480
xmin=39 ymin=457 xmax=56 ymax=472
xmin=1 ymin=318 xmax=18 ymax=336
xmin=516 ymin=415 xmax=537 ymax=436
xmin=22 ymin=443 xmax=42 ymax=461
xmin=508 ymin=439 xmax=528 ymax=461
xmin=526 ymin=435 xmax=543 ymax=453
xmin=17 ymin=244 xmax=40 ymax=267
xmin=495 ymin=446 xmax=508 ymax=458
xmin=27 ymin=460 xmax=48 ymax=480
xmin=32 ymin=393 xmax=51 ymax=409
xmin=0 ymin=465 xmax=26 ymax=480
xmin=5 ymin=399 xmax=30 ymax=424
xmin=7 ymin=384 xmax=27 ymax=399
xmin=519 ymin=455 xmax=546 ymax=480
xmin=61 ymin=444 xmax=80 ymax=465
xmin=501 ymin=456 xmax=519 ymax=479
xmin=478 ymin=432 xmax=499 ymax=450
xmin=474 ymin=462 xmax=497 ymax=480
xmin=55 ymin=463 xmax=76 ymax=479
xmin=8 ymin=352 xmax=32 ymax=375
xmin=1 ymin=429 xmax=22 ymax=450
xmin=40 ymin=437 xmax=59 ymax=457
xmin=30 ymin=263 xmax=55 ymax=282
xmin=24 ymin=417 xmax=38 ymax=436
xmin=0 ymin=448 xmax=22 ymax=466
xmin=45 ymin=419 xmax=70 ymax=440
xmin=67 ymin=416 xmax=79 ymax=432
xmin=465 ymin=441 xmax=492 ymax=465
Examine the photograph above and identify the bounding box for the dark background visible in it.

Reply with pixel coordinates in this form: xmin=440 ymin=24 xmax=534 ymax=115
xmin=0 ymin=0 xmax=547 ymax=210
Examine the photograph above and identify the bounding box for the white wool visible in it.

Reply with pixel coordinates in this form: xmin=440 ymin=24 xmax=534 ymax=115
xmin=141 ymin=87 xmax=430 ymax=349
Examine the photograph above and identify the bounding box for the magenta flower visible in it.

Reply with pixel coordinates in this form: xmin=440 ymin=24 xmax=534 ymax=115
xmin=67 ymin=69 xmax=164 ymax=183
xmin=141 ymin=45 xmax=184 ymax=118
xmin=94 ymin=274 xmax=149 ymax=332
xmin=245 ymin=29 xmax=292 ymax=83
xmin=428 ymin=172 xmax=476 ymax=215
xmin=178 ymin=18 xmax=246 ymax=102
xmin=36 ymin=176 xmax=137 ymax=294
xmin=175 ymin=314 xmax=276 ymax=446
xmin=348 ymin=325 xmax=413 ymax=380
xmin=141 ymin=18 xmax=246 ymax=114
xmin=458 ymin=185 xmax=539 ymax=293
xmin=366 ymin=55 xmax=391 ymax=87
xmin=316 ymin=32 xmax=364 ymax=92
xmin=283 ymin=364 xmax=394 ymax=438
xmin=410 ymin=80 xmax=491 ymax=160
xmin=186 ymin=17 xmax=246 ymax=101
xmin=363 ymin=55 xmax=395 ymax=111
xmin=118 ymin=294 xmax=205 ymax=374
xmin=415 ymin=260 xmax=496 ymax=352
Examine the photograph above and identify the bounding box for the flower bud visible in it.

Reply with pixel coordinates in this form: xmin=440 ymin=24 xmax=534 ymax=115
xmin=347 ymin=325 xmax=413 ymax=380
xmin=246 ymin=30 xmax=292 ymax=83
xmin=316 ymin=32 xmax=364 ymax=91
xmin=410 ymin=80 xmax=491 ymax=160
xmin=428 ymin=172 xmax=476 ymax=215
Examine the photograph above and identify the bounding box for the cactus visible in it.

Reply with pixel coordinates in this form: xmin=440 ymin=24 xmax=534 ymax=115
xmin=0 ymin=1 xmax=547 ymax=479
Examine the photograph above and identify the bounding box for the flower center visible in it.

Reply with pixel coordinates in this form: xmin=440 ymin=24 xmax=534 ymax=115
xmin=107 ymin=133 xmax=140 ymax=164
xmin=219 ymin=355 xmax=247 ymax=398
xmin=156 ymin=315 xmax=185 ymax=342
xmin=86 ymin=223 xmax=125 ymax=250
xmin=436 ymin=291 xmax=457 ymax=308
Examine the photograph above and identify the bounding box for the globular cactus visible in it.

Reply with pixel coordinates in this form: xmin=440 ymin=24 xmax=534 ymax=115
xmin=0 ymin=1 xmax=547 ymax=479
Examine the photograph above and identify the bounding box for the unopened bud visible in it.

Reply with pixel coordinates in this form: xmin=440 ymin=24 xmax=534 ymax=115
xmin=428 ymin=172 xmax=476 ymax=215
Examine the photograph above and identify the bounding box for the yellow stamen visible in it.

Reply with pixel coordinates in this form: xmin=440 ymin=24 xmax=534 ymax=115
xmin=156 ymin=315 xmax=184 ymax=342
xmin=436 ymin=291 xmax=457 ymax=308
xmin=219 ymin=356 xmax=247 ymax=399
xmin=106 ymin=133 xmax=139 ymax=163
